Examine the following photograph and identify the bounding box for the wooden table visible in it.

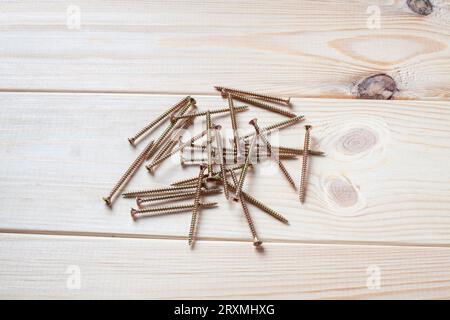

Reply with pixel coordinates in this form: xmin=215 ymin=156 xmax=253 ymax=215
xmin=0 ymin=0 xmax=449 ymax=299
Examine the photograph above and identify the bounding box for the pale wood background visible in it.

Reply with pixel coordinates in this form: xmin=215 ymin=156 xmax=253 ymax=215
xmin=0 ymin=0 xmax=449 ymax=299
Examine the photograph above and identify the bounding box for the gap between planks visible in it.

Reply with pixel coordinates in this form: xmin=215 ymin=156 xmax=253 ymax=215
xmin=0 ymin=89 xmax=440 ymax=103
xmin=2 ymin=228 xmax=450 ymax=250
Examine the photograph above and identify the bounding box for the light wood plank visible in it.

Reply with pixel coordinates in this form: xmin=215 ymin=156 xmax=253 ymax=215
xmin=0 ymin=233 xmax=450 ymax=299
xmin=0 ymin=0 xmax=449 ymax=99
xmin=0 ymin=93 xmax=449 ymax=245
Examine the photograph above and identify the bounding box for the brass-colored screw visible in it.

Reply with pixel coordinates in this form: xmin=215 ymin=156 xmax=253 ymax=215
xmin=229 ymin=171 xmax=262 ymax=246
xmin=240 ymin=115 xmax=304 ymax=141
xmin=215 ymin=86 xmax=291 ymax=105
xmin=136 ymin=188 xmax=222 ymax=208
xmin=249 ymin=118 xmax=297 ymax=190
xmin=170 ymin=164 xmax=246 ymax=186
xmin=205 ymin=111 xmax=213 ymax=177
xmin=171 ymin=106 xmax=248 ymax=121
xmin=151 ymin=113 xmax=196 ymax=166
xmin=226 ymin=93 xmax=240 ymax=162
xmin=214 ymin=125 xmax=229 ymax=199
xmin=122 ymin=183 xmax=198 ymax=198
xmin=102 ymin=140 xmax=155 ymax=207
xmin=274 ymin=146 xmax=324 ymax=157
xmin=233 ymin=130 xmax=258 ymax=202
xmin=128 ymin=96 xmax=190 ymax=146
xmin=146 ymin=126 xmax=213 ymax=171
xmin=230 ymin=93 xmax=297 ymax=118
xmin=299 ymin=125 xmax=312 ymax=203
xmin=225 ymin=174 xmax=288 ymax=224
xmin=131 ymin=202 xmax=217 ymax=220
xmin=188 ymin=165 xmax=207 ymax=246
xmin=145 ymin=99 xmax=195 ymax=161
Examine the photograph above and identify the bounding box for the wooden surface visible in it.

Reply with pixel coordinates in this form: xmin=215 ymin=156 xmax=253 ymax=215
xmin=0 ymin=0 xmax=450 ymax=299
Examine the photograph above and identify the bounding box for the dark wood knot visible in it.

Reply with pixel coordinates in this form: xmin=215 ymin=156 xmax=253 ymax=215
xmin=407 ymin=0 xmax=433 ymax=16
xmin=357 ymin=74 xmax=397 ymax=100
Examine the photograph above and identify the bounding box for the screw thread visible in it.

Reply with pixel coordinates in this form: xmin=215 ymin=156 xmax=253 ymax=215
xmin=215 ymin=86 xmax=290 ymax=105
xmin=299 ymin=126 xmax=312 ymax=203
xmin=188 ymin=166 xmax=206 ymax=246
xmin=230 ymin=93 xmax=297 ymax=118
xmin=227 ymin=171 xmax=288 ymax=224
xmin=172 ymin=106 xmax=247 ymax=121
xmin=241 ymin=115 xmax=304 ymax=141
xmin=137 ymin=188 xmax=221 ymax=207
xmin=102 ymin=140 xmax=155 ymax=206
xmin=128 ymin=96 xmax=190 ymax=145
xmin=132 ymin=202 xmax=217 ymax=219
xmin=233 ymin=133 xmax=257 ymax=201
xmin=122 ymin=184 xmax=198 ymax=198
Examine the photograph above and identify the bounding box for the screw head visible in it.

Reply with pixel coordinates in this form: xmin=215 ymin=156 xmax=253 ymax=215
xmin=136 ymin=198 xmax=143 ymax=208
xmin=127 ymin=137 xmax=136 ymax=146
xmin=130 ymin=208 xmax=138 ymax=220
xmin=253 ymin=237 xmax=263 ymax=247
xmin=305 ymin=125 xmax=312 ymax=130
xmin=102 ymin=197 xmax=112 ymax=207
xmin=248 ymin=118 xmax=258 ymax=126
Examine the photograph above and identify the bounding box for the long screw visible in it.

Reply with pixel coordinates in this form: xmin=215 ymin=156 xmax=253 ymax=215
xmin=299 ymin=125 xmax=312 ymax=203
xmin=102 ymin=140 xmax=155 ymax=207
xmin=240 ymin=115 xmax=304 ymax=141
xmin=146 ymin=127 xmax=212 ymax=171
xmin=229 ymin=171 xmax=262 ymax=246
xmin=233 ymin=130 xmax=258 ymax=202
xmin=230 ymin=93 xmax=297 ymax=118
xmin=275 ymin=146 xmax=324 ymax=156
xmin=170 ymin=164 xmax=246 ymax=186
xmin=214 ymin=125 xmax=229 ymax=199
xmin=152 ymin=113 xmax=196 ymax=166
xmin=145 ymin=99 xmax=195 ymax=160
xmin=128 ymin=96 xmax=190 ymax=146
xmin=131 ymin=202 xmax=217 ymax=220
xmin=226 ymin=93 xmax=240 ymax=162
xmin=122 ymin=184 xmax=198 ymax=198
xmin=205 ymin=111 xmax=213 ymax=177
xmin=188 ymin=165 xmax=207 ymax=246
xmin=249 ymin=118 xmax=297 ymax=190
xmin=171 ymin=106 xmax=248 ymax=121
xmin=136 ymin=188 xmax=222 ymax=208
xmin=215 ymin=86 xmax=291 ymax=105
xmin=225 ymin=175 xmax=288 ymax=224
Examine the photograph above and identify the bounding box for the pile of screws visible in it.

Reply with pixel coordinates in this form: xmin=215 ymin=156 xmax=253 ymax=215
xmin=103 ymin=86 xmax=325 ymax=248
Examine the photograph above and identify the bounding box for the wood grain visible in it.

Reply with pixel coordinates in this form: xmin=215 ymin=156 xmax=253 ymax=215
xmin=0 ymin=0 xmax=449 ymax=99
xmin=1 ymin=92 xmax=449 ymax=245
xmin=1 ymin=233 xmax=449 ymax=299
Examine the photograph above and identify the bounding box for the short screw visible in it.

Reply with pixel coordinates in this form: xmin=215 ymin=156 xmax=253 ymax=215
xmin=215 ymin=86 xmax=291 ymax=105
xmin=131 ymin=202 xmax=217 ymax=220
xmin=230 ymin=93 xmax=297 ymax=118
xmin=299 ymin=125 xmax=312 ymax=203
xmin=128 ymin=96 xmax=190 ymax=146
xmin=188 ymin=165 xmax=207 ymax=247
xmin=102 ymin=140 xmax=155 ymax=207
